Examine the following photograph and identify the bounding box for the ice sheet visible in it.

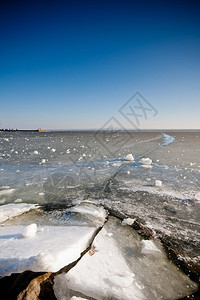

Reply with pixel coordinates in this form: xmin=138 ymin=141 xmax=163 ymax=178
xmin=0 ymin=203 xmax=39 ymax=223
xmin=0 ymin=225 xmax=96 ymax=276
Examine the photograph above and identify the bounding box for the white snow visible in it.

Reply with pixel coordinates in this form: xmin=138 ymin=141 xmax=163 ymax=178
xmin=0 ymin=225 xmax=97 ymax=276
xmin=23 ymin=223 xmax=38 ymax=238
xmin=125 ymin=154 xmax=134 ymax=161
xmin=122 ymin=218 xmax=135 ymax=226
xmin=155 ymin=180 xmax=162 ymax=187
xmin=54 ymin=226 xmax=144 ymax=300
xmin=141 ymin=240 xmax=162 ymax=255
xmin=0 ymin=189 xmax=15 ymax=196
xmin=0 ymin=203 xmax=39 ymax=223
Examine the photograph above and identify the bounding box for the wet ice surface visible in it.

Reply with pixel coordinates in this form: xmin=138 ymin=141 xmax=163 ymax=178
xmin=54 ymin=217 xmax=197 ymax=300
xmin=0 ymin=130 xmax=200 ymax=298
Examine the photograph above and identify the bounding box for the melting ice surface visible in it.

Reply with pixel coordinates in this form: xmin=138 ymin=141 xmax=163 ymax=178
xmin=0 ymin=130 xmax=199 ymax=298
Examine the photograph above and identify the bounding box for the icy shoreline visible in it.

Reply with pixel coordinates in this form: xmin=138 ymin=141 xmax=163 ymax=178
xmin=0 ymin=202 xmax=199 ymax=299
xmin=0 ymin=131 xmax=199 ymax=299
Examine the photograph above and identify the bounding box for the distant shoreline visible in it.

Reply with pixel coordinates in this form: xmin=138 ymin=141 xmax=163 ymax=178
xmin=0 ymin=129 xmax=199 ymax=133
xmin=0 ymin=129 xmax=44 ymax=132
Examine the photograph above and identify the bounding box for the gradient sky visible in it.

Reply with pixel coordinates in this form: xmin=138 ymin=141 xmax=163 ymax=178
xmin=0 ymin=0 xmax=200 ymax=130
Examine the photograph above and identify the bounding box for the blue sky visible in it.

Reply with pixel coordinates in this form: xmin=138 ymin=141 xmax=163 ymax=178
xmin=0 ymin=0 xmax=200 ymax=129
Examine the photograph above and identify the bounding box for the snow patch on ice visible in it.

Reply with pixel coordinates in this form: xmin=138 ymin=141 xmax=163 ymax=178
xmin=0 ymin=225 xmax=97 ymax=276
xmin=0 ymin=203 xmax=39 ymax=223
xmin=23 ymin=223 xmax=37 ymax=238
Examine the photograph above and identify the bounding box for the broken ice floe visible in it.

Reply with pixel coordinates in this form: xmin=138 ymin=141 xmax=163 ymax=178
xmin=66 ymin=204 xmax=107 ymax=226
xmin=0 ymin=203 xmax=39 ymax=223
xmin=0 ymin=224 xmax=97 ymax=277
xmin=0 ymin=189 xmax=15 ymax=196
xmin=53 ymin=217 xmax=197 ymax=300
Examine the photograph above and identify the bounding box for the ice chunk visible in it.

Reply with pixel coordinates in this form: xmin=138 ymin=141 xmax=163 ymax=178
xmin=51 ymin=148 xmax=56 ymax=152
xmin=0 ymin=189 xmax=15 ymax=196
xmin=122 ymin=218 xmax=135 ymax=226
xmin=23 ymin=223 xmax=37 ymax=238
xmin=0 ymin=203 xmax=39 ymax=223
xmin=1 ymin=186 xmax=10 ymax=189
xmin=155 ymin=180 xmax=162 ymax=187
xmin=141 ymin=157 xmax=152 ymax=165
xmin=33 ymin=150 xmax=39 ymax=155
xmin=0 ymin=225 xmax=97 ymax=276
xmin=54 ymin=217 xmax=197 ymax=300
xmin=141 ymin=240 xmax=162 ymax=255
xmin=125 ymin=154 xmax=134 ymax=161
xmin=54 ymin=226 xmax=144 ymax=300
xmin=67 ymin=204 xmax=107 ymax=225
xmin=195 ymin=192 xmax=200 ymax=201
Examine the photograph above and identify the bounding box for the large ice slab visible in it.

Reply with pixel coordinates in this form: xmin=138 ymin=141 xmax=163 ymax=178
xmin=0 ymin=224 xmax=96 ymax=277
xmin=54 ymin=217 xmax=198 ymax=300
xmin=66 ymin=203 xmax=107 ymax=226
xmin=0 ymin=203 xmax=39 ymax=223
